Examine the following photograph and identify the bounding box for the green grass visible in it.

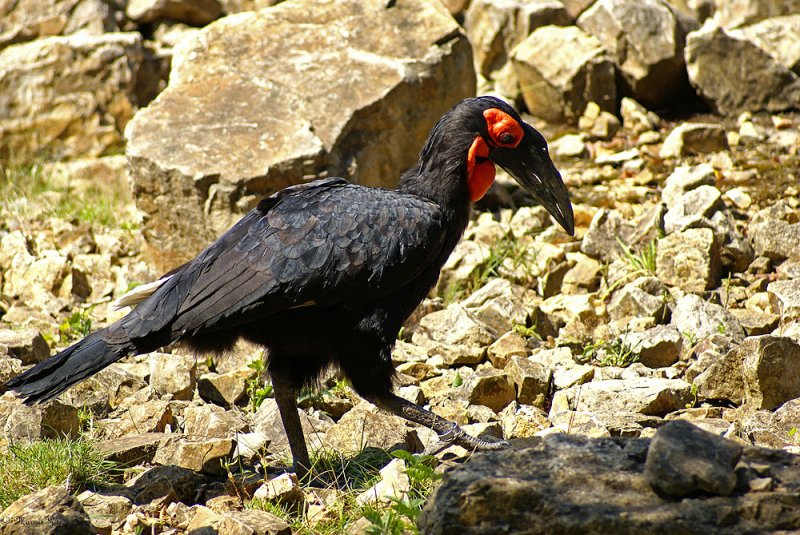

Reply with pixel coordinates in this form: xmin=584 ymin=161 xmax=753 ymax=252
xmin=57 ymin=308 xmax=93 ymax=344
xmin=617 ymin=237 xmax=657 ymax=275
xmin=246 ymin=355 xmax=274 ymax=412
xmin=580 ymin=336 xmax=640 ymax=367
xmin=0 ymin=437 xmax=118 ymax=509
xmin=0 ymin=159 xmax=135 ymax=229
xmin=441 ymin=234 xmax=539 ymax=303
xmin=247 ymin=448 xmax=442 ymax=534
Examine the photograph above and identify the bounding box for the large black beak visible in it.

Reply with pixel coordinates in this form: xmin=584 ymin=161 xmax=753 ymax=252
xmin=490 ymin=123 xmax=574 ymax=236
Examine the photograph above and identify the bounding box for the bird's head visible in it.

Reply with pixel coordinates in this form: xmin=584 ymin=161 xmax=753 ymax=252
xmin=417 ymin=96 xmax=574 ymax=236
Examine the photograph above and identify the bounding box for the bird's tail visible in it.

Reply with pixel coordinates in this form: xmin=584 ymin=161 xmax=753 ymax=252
xmin=4 ymin=328 xmax=137 ymax=405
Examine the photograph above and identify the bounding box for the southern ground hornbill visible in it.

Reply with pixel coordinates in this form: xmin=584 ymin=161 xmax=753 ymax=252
xmin=5 ymin=96 xmax=573 ymax=476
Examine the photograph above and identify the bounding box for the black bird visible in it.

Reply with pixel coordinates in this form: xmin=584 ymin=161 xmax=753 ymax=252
xmin=4 ymin=96 xmax=573 ymax=476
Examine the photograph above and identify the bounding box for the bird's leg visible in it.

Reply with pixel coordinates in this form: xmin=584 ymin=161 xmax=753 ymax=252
xmin=270 ymin=372 xmax=311 ymax=480
xmin=361 ymin=391 xmax=508 ymax=452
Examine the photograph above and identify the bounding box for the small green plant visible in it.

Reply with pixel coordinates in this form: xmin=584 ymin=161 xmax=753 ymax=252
xmin=683 ymin=330 xmax=699 ymax=346
xmin=716 ymin=322 xmax=727 ymax=334
xmin=0 ymin=437 xmax=117 ymax=509
xmin=617 ymin=237 xmax=657 ymax=275
xmin=513 ymin=323 xmax=542 ymax=340
xmin=246 ymin=356 xmax=273 ymax=412
xmin=685 ymin=383 xmax=699 ymax=409
xmin=58 ymin=309 xmax=93 ymax=343
xmin=581 ymin=337 xmax=640 ymax=367
xmin=451 ymin=372 xmax=463 ymax=388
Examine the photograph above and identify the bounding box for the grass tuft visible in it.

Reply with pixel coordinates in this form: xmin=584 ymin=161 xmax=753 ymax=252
xmin=0 ymin=437 xmax=118 ymax=509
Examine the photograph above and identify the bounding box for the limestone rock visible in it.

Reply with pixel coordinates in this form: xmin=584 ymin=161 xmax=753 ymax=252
xmin=663 ymin=186 xmax=723 ymax=234
xmin=607 ymin=277 xmax=670 ymax=323
xmin=124 ymin=464 xmax=207 ymax=504
xmin=620 ymin=325 xmax=682 ymax=368
xmin=76 ymin=490 xmax=133 ymax=534
xmin=183 ymin=404 xmax=248 ymax=438
xmin=487 ymin=332 xmax=528 ymax=369
xmin=413 ymin=303 xmax=496 ymax=350
xmin=126 ymin=0 xmax=222 ymax=25
xmin=253 ymin=473 xmax=304 ymax=505
xmin=419 ymin=432 xmax=800 ymax=534
xmin=0 ymin=32 xmax=156 ymax=161
xmin=152 ymin=435 xmax=234 ymax=475
xmin=3 ymin=400 xmax=80 ymax=443
xmin=149 ymin=353 xmax=197 ymax=401
xmin=125 ymin=0 xmax=474 ymax=261
xmin=692 ymin=344 xmax=745 ymax=405
xmin=511 ymin=25 xmax=616 ymax=124
xmin=0 ymin=328 xmax=49 ymax=365
xmin=462 ymin=367 xmax=515 ymax=413
xmin=739 ymin=335 xmax=800 ymax=410
xmin=464 ymin=0 xmax=571 ymax=90
xmin=551 ymin=377 xmax=693 ymax=417
xmin=504 ymin=356 xmax=550 ymax=408
xmin=740 ymin=15 xmax=800 ymax=75
xmin=95 ymin=432 xmax=168 ymax=466
xmin=251 ymin=399 xmax=330 ymax=457
xmin=656 ymin=228 xmax=720 ymax=292
xmin=670 ymin=293 xmax=745 ymax=342
xmin=197 ymin=368 xmax=256 ymax=407
xmin=644 ymin=420 xmax=742 ymax=497
xmin=355 ymin=458 xmax=410 ymax=506
xmin=714 ymin=0 xmax=800 ymax=29
xmin=217 ymin=509 xmax=291 ymax=535
xmin=685 ymin=21 xmax=800 ymax=115
xmin=324 ymin=403 xmax=421 ymax=454
xmin=659 ymin=123 xmax=729 ymax=158
xmin=0 ymin=0 xmax=120 ymax=51
xmin=580 ymin=208 xmax=636 ymax=263
xmin=661 ymin=163 xmax=716 ymax=208
xmin=750 ymin=204 xmax=800 ymax=261
xmin=767 ymin=279 xmax=800 ymax=324
xmin=0 ymin=484 xmax=96 ymax=535
xmin=742 ymin=398 xmax=800 ymax=449
xmin=577 ymin=0 xmax=692 ymax=107
xmin=620 ymin=97 xmax=660 ymax=134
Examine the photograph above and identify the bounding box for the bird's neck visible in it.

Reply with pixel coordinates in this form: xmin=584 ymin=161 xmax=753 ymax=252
xmin=397 ymin=159 xmax=472 ymax=232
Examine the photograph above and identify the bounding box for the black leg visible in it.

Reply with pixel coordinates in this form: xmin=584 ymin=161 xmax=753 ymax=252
xmin=270 ymin=371 xmax=310 ymax=480
xmin=361 ymin=391 xmax=508 ymax=452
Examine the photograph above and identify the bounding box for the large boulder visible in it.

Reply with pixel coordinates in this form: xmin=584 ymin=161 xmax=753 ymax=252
xmin=419 ymin=425 xmax=800 ymax=534
xmin=125 ymin=0 xmax=475 ymax=262
xmin=511 ymin=25 xmax=615 ymax=124
xmin=685 ymin=21 xmax=800 ymax=115
xmin=0 ymin=32 xmax=158 ymax=161
xmin=713 ymin=0 xmax=800 ymax=29
xmin=577 ymin=0 xmax=693 ymax=107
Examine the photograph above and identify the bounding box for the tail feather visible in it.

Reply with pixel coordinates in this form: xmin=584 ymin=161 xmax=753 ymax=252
xmin=4 ymin=329 xmax=135 ymax=405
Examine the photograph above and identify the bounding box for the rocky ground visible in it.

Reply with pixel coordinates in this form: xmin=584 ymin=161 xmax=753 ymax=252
xmin=1 ymin=0 xmax=800 ymax=534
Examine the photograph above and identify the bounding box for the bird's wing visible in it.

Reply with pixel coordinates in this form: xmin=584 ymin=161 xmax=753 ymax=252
xmin=125 ymin=178 xmax=446 ymax=339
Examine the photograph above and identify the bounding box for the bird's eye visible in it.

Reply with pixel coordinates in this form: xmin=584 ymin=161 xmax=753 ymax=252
xmin=499 ymin=132 xmax=514 ymax=144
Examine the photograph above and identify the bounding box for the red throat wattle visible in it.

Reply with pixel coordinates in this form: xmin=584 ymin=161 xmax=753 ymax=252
xmin=466 ymin=136 xmax=495 ymax=202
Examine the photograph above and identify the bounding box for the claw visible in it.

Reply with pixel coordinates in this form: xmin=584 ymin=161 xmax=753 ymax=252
xmin=426 ymin=422 xmax=509 ymax=455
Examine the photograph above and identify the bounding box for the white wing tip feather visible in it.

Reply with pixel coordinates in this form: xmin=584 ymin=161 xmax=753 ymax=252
xmin=112 ymin=276 xmax=172 ymax=310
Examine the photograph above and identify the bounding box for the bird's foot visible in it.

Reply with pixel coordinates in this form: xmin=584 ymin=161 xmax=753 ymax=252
xmin=427 ymin=422 xmax=509 ymax=455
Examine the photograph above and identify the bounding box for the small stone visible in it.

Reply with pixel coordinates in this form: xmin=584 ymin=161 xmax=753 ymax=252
xmin=663 ymin=186 xmax=724 ymax=233
xmin=462 ymin=367 xmax=515 ymax=413
xmin=645 ymin=420 xmax=741 ymax=497
xmin=740 ymin=335 xmax=800 ymax=410
xmin=670 ymin=293 xmax=745 ymax=342
xmin=197 ymin=368 xmax=257 ymax=406
xmin=183 ymin=404 xmax=249 ymax=438
xmin=661 ymin=163 xmax=716 ymax=208
xmin=0 ymin=484 xmax=95 ymax=535
xmin=499 ymin=402 xmax=549 ymax=438
xmin=127 ymin=0 xmax=222 ymax=25
xmin=659 ymin=123 xmax=729 ymax=158
xmin=767 ymin=279 xmax=800 ymax=324
xmin=504 ymin=356 xmax=550 ymax=408
xmin=149 ymin=352 xmax=197 ymax=401
xmin=487 ymin=332 xmax=528 ymax=369
xmin=551 ymin=133 xmax=588 ymax=158
xmin=620 ymin=325 xmax=682 ymax=368
xmin=608 ymin=276 xmax=670 ymax=323
xmin=723 ymin=187 xmax=752 ymax=209
xmin=656 ymin=228 xmax=720 ymax=292
xmin=253 ymin=473 xmax=305 ymax=505
xmin=77 ymin=490 xmax=133 ymax=534
xmin=152 ymin=436 xmax=234 ymax=475
xmin=96 ymin=432 xmax=168 ymax=467
xmin=551 ymin=378 xmax=693 ymax=416
xmin=3 ymin=400 xmax=80 ymax=443
xmin=186 ymin=505 xmax=224 ymax=533
xmin=217 ymin=509 xmax=292 ymax=535
xmin=729 ymin=308 xmax=779 ymax=336
xmin=0 ymin=328 xmax=50 ymax=365
xmin=324 ymin=403 xmax=421 ymax=454
xmin=355 ymin=458 xmax=411 ymax=506
xmin=620 ymin=97 xmax=660 ymax=134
